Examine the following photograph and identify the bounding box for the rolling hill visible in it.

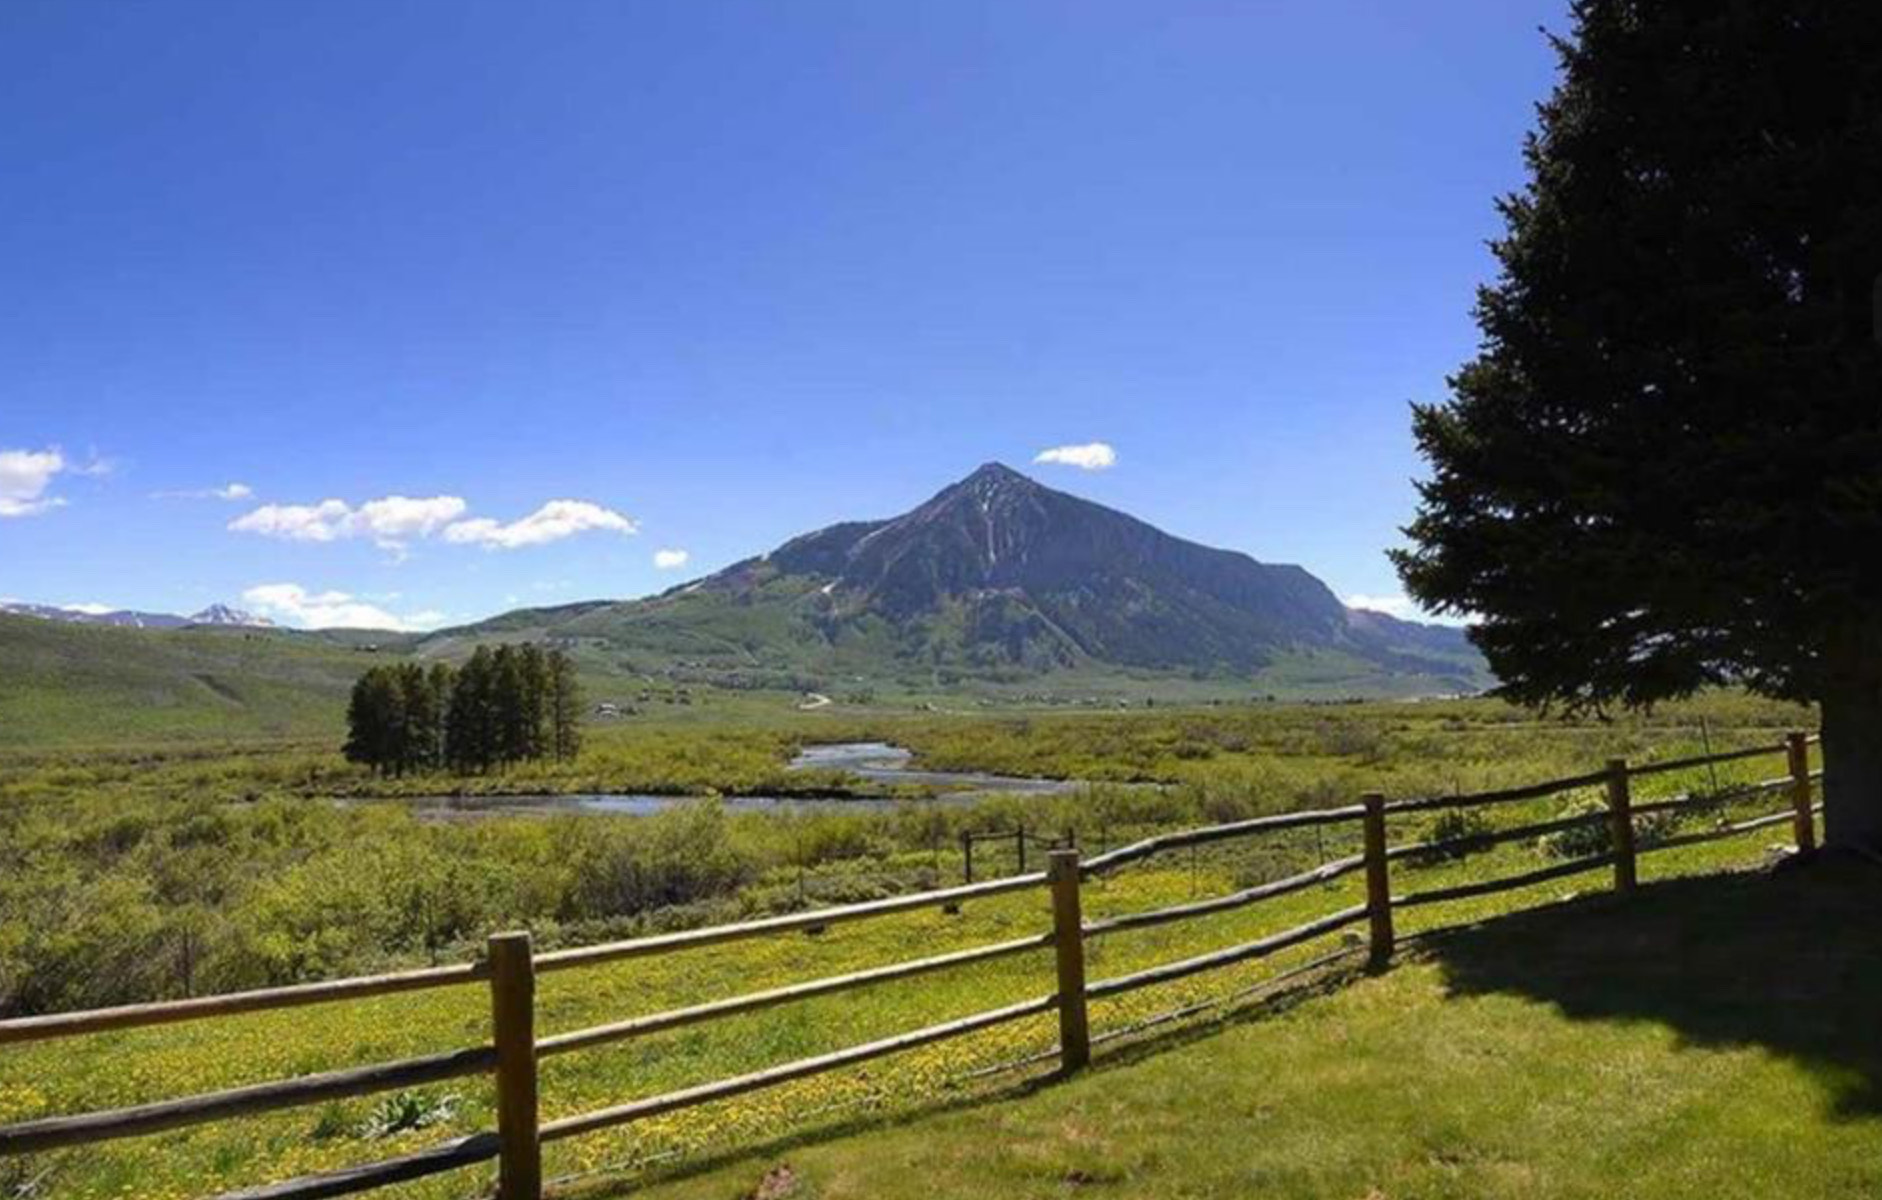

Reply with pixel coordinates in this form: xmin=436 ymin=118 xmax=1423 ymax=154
xmin=0 ymin=615 xmax=371 ymax=747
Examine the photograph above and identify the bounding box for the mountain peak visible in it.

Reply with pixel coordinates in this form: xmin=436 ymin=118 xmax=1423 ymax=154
xmin=954 ymin=460 xmax=1060 ymax=500
xmin=0 ymin=600 xmax=274 ymax=629
xmin=938 ymin=461 xmax=1043 ymax=502
xmin=449 ymin=463 xmax=1490 ymax=693
xmin=963 ymin=461 xmax=1030 ymax=484
xmin=190 ymin=604 xmax=274 ymax=628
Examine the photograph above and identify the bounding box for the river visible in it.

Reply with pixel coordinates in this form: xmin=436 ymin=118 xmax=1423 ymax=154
xmin=354 ymin=741 xmax=1079 ymax=818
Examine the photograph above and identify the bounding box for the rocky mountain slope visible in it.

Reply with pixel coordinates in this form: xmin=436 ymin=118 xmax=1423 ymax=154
xmin=431 ymin=464 xmax=1488 ymax=697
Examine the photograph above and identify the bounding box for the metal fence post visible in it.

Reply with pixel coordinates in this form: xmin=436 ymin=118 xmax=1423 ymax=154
xmin=1047 ymin=849 xmax=1091 ymax=1071
xmin=1786 ymin=732 xmax=1817 ymax=853
xmin=1605 ymin=759 xmax=1637 ymax=893
xmin=1361 ymin=794 xmax=1394 ymax=966
xmin=489 ymin=932 xmax=541 ymax=1200
xmin=961 ymin=831 xmax=974 ymax=884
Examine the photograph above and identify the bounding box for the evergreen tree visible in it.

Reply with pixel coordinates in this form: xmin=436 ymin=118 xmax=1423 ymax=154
xmin=515 ymin=643 xmax=550 ymax=762
xmin=342 ymin=668 xmax=403 ymax=775
xmin=396 ymin=663 xmax=443 ymax=773
xmin=547 ymin=649 xmax=583 ymax=762
xmin=1394 ymin=3 xmax=1882 ymax=847
xmin=445 ymin=647 xmax=496 ymax=772
xmin=489 ymin=645 xmax=532 ymax=765
xmin=426 ymin=662 xmax=455 ymax=769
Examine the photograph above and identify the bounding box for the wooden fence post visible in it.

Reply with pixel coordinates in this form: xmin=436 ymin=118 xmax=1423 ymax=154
xmin=488 ymin=932 xmax=541 ymax=1200
xmin=1047 ymin=849 xmax=1091 ymax=1072
xmin=961 ymin=831 xmax=974 ymax=884
xmin=1787 ymin=732 xmax=1817 ymax=854
xmin=1361 ymin=794 xmax=1394 ymax=967
xmin=1605 ymin=759 xmax=1637 ymax=893
xmin=1016 ymin=825 xmax=1028 ymax=875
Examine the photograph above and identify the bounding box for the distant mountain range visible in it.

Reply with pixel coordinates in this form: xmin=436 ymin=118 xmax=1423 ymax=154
xmin=425 ymin=463 xmax=1489 ymax=697
xmin=0 ymin=600 xmax=274 ymax=629
xmin=0 ymin=465 xmax=1488 ymax=744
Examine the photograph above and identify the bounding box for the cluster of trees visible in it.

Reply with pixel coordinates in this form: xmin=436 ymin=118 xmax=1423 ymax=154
xmin=344 ymin=644 xmax=582 ymax=775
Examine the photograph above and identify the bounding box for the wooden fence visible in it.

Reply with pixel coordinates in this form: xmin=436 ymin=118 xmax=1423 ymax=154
xmin=959 ymin=824 xmax=1084 ymax=881
xmin=0 ymin=731 xmax=1825 ymax=1199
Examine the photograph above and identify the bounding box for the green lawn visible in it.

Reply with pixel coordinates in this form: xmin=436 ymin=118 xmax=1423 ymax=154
xmin=609 ymin=857 xmax=1882 ymax=1200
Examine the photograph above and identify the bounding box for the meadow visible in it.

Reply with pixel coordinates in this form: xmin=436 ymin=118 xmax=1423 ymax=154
xmin=617 ymin=856 xmax=1882 ymax=1200
xmin=0 ymin=691 xmax=1809 ymax=1013
xmin=0 ymin=690 xmax=1832 ymax=1198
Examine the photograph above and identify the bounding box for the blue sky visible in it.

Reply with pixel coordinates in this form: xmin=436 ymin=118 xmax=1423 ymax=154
xmin=1 ymin=0 xmax=1565 ymax=630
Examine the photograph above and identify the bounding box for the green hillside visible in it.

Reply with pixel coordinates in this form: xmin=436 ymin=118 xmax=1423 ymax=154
xmin=420 ymin=580 xmax=1489 ymax=704
xmin=0 ymin=615 xmax=374 ymax=747
xmin=0 ymin=603 xmax=1481 ymax=751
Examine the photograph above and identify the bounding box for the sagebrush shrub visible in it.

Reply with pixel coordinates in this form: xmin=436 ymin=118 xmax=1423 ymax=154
xmin=1413 ymin=808 xmax=1494 ymax=864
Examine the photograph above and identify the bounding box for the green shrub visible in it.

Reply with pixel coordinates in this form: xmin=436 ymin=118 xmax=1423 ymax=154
xmin=1412 ymin=808 xmax=1494 ymax=865
xmin=1537 ymin=799 xmax=1612 ymax=860
xmin=1537 ymin=797 xmax=1681 ymax=861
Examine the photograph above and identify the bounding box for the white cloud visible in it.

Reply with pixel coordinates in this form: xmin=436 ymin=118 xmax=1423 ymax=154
xmin=1033 ymin=442 xmax=1117 ymax=471
xmin=0 ymin=447 xmax=70 ymax=517
xmin=241 ymin=583 xmax=449 ymax=632
xmin=230 ymin=499 xmax=352 ymax=542
xmin=156 ymin=482 xmax=253 ymax=501
xmin=231 ymin=493 xmax=632 ymax=554
xmin=64 ymin=602 xmax=116 ymax=615
xmin=229 ymin=495 xmax=468 ymax=551
xmin=353 ymin=495 xmax=469 ymax=548
xmin=1344 ymin=593 xmax=1423 ymax=621
xmin=652 ymin=548 xmax=690 ymax=570
xmin=67 ymin=452 xmax=115 ymax=478
xmin=444 ymin=500 xmax=637 ymax=550
xmin=1344 ymin=593 xmax=1475 ymax=627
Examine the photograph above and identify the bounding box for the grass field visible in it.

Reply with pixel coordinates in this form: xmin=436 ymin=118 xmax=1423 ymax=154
xmin=0 ymin=615 xmax=372 ymax=747
xmin=0 ymin=690 xmax=1813 ymax=1013
xmin=0 ymin=703 xmax=1838 ymax=1200
xmin=616 ymin=857 xmax=1882 ymax=1200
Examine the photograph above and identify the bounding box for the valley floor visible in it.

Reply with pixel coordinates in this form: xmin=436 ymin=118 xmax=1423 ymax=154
xmin=0 ymin=694 xmax=1843 ymax=1198
xmin=609 ymin=859 xmax=1882 ymax=1200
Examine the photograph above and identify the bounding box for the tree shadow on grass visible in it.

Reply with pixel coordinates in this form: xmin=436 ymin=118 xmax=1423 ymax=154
xmin=1423 ymin=854 xmax=1882 ymax=1117
xmin=563 ymin=860 xmax=1882 ymax=1197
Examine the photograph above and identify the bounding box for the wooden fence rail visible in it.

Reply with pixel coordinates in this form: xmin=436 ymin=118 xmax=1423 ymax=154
xmin=0 ymin=730 xmax=1823 ymax=1200
xmin=0 ymin=1047 xmax=497 ymax=1156
xmin=0 ymin=961 xmax=489 ymax=1047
